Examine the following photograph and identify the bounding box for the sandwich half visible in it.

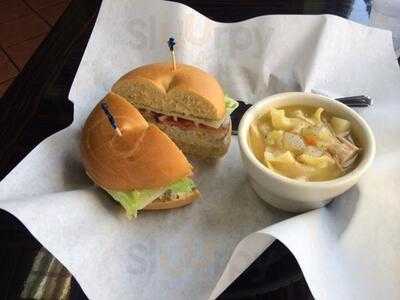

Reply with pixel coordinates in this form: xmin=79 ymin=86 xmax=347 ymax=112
xmin=80 ymin=92 xmax=200 ymax=218
xmin=112 ymin=63 xmax=238 ymax=159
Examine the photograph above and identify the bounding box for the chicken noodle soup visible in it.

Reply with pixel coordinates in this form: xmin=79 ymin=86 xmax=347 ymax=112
xmin=248 ymin=106 xmax=360 ymax=181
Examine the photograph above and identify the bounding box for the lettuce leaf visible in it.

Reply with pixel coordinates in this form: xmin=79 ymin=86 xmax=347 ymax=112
xmin=167 ymin=177 xmax=195 ymax=193
xmin=224 ymin=95 xmax=239 ymax=116
xmin=107 ymin=188 xmax=166 ymax=218
xmin=106 ymin=178 xmax=196 ymax=218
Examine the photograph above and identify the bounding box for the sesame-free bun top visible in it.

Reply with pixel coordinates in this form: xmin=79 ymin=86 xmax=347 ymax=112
xmin=80 ymin=92 xmax=192 ymax=191
xmin=111 ymin=63 xmax=225 ymax=121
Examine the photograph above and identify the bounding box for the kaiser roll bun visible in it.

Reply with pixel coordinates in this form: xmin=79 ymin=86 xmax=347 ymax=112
xmin=111 ymin=63 xmax=225 ymax=121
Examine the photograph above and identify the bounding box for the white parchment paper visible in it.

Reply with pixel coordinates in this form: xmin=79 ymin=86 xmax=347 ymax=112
xmin=1 ymin=0 xmax=400 ymax=299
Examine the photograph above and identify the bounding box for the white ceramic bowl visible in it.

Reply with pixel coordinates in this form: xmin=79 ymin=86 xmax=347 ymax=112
xmin=238 ymin=92 xmax=376 ymax=213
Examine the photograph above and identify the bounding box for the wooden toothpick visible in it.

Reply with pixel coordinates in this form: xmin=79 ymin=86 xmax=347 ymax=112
xmin=100 ymin=101 xmax=122 ymax=136
xmin=167 ymin=37 xmax=176 ymax=71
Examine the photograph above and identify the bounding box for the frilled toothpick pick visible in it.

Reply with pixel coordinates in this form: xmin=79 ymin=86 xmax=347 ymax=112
xmin=100 ymin=101 xmax=122 ymax=136
xmin=167 ymin=37 xmax=176 ymax=71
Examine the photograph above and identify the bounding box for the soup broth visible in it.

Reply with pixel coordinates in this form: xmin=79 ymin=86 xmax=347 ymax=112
xmin=248 ymin=105 xmax=360 ymax=182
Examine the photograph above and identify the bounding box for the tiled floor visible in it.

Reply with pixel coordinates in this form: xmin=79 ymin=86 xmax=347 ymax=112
xmin=0 ymin=0 xmax=70 ymax=97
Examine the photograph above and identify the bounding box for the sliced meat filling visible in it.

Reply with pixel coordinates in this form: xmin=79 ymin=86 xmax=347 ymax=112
xmin=139 ymin=109 xmax=230 ymax=136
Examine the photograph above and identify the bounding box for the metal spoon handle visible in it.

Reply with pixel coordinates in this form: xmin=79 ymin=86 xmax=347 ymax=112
xmin=335 ymin=95 xmax=372 ymax=107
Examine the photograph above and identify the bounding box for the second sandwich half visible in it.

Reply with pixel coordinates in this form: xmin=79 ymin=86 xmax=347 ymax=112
xmin=112 ymin=63 xmax=238 ymax=159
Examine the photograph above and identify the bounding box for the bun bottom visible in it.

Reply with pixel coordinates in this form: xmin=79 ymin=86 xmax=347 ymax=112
xmin=144 ymin=189 xmax=200 ymax=210
xmin=153 ymin=123 xmax=231 ymax=160
xmin=172 ymin=139 xmax=230 ymax=159
xmin=165 ymin=125 xmax=231 ymax=159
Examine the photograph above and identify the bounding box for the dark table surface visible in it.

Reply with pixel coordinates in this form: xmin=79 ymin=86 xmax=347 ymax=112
xmin=1 ymin=0 xmax=397 ymax=299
